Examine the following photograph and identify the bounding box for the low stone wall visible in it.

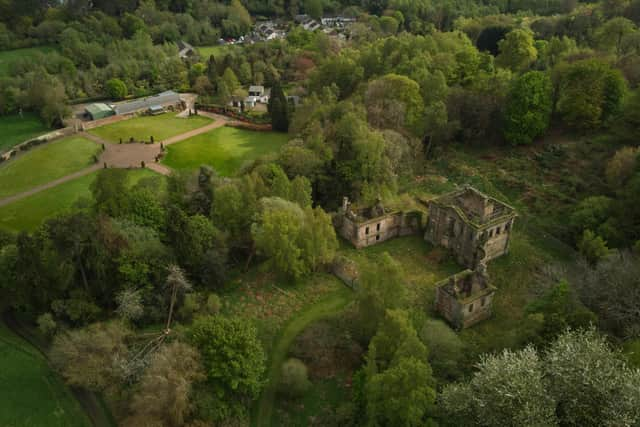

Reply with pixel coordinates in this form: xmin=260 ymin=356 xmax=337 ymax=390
xmin=196 ymin=104 xmax=271 ymax=126
xmin=331 ymin=256 xmax=360 ymax=291
xmin=0 ymin=126 xmax=76 ymax=163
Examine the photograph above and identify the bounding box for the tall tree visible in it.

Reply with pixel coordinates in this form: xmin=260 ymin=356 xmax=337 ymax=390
xmin=556 ymin=59 xmax=627 ymax=130
xmin=268 ymin=80 xmax=290 ymax=132
xmin=503 ymin=71 xmax=553 ymax=145
xmin=188 ymin=315 xmax=266 ymax=420
xmin=497 ymin=29 xmax=537 ymax=72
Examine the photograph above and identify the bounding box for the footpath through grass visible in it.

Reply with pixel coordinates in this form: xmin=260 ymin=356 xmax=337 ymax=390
xmin=89 ymin=113 xmax=212 ymax=143
xmin=0 ymin=168 xmax=161 ymax=232
xmin=163 ymin=126 xmax=289 ymax=175
xmin=0 ymin=113 xmax=50 ymax=153
xmin=253 ymin=287 xmax=352 ymax=427
xmin=0 ymin=136 xmax=99 ymax=199
xmin=0 ymin=321 xmax=91 ymax=427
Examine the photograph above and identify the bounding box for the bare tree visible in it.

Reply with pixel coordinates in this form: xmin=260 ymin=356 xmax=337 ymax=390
xmin=573 ymin=251 xmax=640 ymax=337
xmin=116 ymin=288 xmax=144 ymax=321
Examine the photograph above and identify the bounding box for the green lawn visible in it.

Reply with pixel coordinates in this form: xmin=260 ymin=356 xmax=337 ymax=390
xmin=197 ymin=44 xmax=238 ymax=58
xmin=0 ymin=46 xmax=55 ymax=76
xmin=163 ymin=127 xmax=289 ymax=175
xmin=339 ymin=234 xmax=461 ymax=307
xmin=88 ymin=113 xmax=212 ymax=143
xmin=0 ymin=136 xmax=99 ymax=199
xmin=0 ymin=168 xmax=161 ymax=232
xmin=0 ymin=113 xmax=50 ymax=153
xmin=0 ymin=321 xmax=91 ymax=427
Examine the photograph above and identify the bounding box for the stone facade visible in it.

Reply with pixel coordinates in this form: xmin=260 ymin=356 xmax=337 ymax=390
xmin=434 ymin=264 xmax=496 ymax=329
xmin=424 ymin=186 xmax=516 ymax=269
xmin=337 ymin=197 xmax=422 ymax=248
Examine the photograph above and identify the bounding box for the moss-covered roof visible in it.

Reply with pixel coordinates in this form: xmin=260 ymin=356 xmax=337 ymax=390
xmin=429 ymin=186 xmax=516 ymax=229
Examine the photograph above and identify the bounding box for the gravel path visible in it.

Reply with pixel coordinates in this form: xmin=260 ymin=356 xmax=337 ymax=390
xmin=0 ymin=164 xmax=101 ymax=208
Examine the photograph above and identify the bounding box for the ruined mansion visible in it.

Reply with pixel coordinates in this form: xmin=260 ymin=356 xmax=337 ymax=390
xmin=335 ymin=186 xmax=516 ymax=329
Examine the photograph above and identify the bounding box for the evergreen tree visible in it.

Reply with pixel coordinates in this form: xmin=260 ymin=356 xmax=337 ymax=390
xmin=268 ymin=81 xmax=289 ymax=132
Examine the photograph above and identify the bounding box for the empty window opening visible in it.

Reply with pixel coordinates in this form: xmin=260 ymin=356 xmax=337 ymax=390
xmin=481 ymin=297 xmax=486 ymax=307
xmin=376 ymin=235 xmax=381 ymax=241
xmin=376 ymin=223 xmax=381 ymax=231
xmin=365 ymin=227 xmax=369 ymax=235
xmin=468 ymin=304 xmax=474 ymax=313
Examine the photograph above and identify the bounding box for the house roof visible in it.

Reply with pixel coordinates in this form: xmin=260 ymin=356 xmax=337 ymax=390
xmin=85 ymin=103 xmax=114 ymax=116
xmin=249 ymin=85 xmax=264 ymax=93
xmin=113 ymin=91 xmax=181 ymax=115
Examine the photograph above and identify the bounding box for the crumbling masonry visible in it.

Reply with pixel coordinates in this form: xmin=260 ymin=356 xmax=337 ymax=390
xmin=336 ymin=197 xmax=422 ymax=248
xmin=334 ymin=187 xmax=516 ymax=329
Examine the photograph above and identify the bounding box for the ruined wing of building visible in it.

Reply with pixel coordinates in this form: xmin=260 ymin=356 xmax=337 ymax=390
xmin=336 ymin=197 xmax=422 ymax=248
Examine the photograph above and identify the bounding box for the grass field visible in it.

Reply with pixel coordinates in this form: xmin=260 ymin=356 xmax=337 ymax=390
xmin=0 ymin=46 xmax=55 ymax=76
xmin=0 ymin=168 xmax=161 ymax=232
xmin=162 ymin=127 xmax=289 ymax=175
xmin=0 ymin=113 xmax=50 ymax=153
xmin=88 ymin=113 xmax=212 ymax=143
xmin=197 ymin=44 xmax=238 ymax=58
xmin=0 ymin=321 xmax=91 ymax=427
xmin=0 ymin=136 xmax=99 ymax=199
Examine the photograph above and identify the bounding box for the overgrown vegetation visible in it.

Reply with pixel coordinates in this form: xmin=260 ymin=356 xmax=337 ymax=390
xmin=2 ymin=0 xmax=640 ymax=425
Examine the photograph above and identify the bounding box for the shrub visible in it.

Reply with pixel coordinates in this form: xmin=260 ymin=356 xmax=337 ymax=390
xmin=419 ymin=319 xmax=465 ymax=380
xmin=279 ymin=358 xmax=311 ymax=398
xmin=206 ymin=293 xmax=221 ymax=314
xmin=606 ymin=146 xmax=639 ymax=188
xmin=106 ymin=78 xmax=128 ymax=100
xmin=578 ymin=230 xmax=610 ymax=265
xmin=37 ymin=312 xmax=57 ymax=337
xmin=179 ymin=293 xmax=201 ymax=321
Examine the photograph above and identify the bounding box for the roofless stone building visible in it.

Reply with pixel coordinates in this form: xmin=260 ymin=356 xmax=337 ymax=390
xmin=435 ymin=263 xmax=496 ymax=329
xmin=424 ymin=186 xmax=517 ymax=269
xmin=336 ymin=197 xmax=422 ymax=248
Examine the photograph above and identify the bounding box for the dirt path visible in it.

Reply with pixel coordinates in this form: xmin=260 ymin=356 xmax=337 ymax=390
xmin=163 ymin=114 xmax=228 ymax=145
xmin=0 ymin=164 xmax=101 ymax=208
xmin=253 ymin=288 xmax=352 ymax=427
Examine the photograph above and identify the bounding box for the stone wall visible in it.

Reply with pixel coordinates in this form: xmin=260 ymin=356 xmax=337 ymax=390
xmin=425 ymin=204 xmax=515 ymax=269
xmin=339 ymin=211 xmax=422 ymax=248
xmin=0 ymin=126 xmax=77 ymax=162
xmin=434 ymin=268 xmax=496 ymax=329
